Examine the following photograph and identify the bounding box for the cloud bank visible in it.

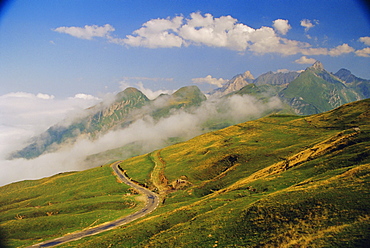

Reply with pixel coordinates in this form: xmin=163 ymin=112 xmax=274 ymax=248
xmin=53 ymin=12 xmax=367 ymax=58
xmin=0 ymin=92 xmax=102 ymax=185
xmin=0 ymin=88 xmax=282 ymax=186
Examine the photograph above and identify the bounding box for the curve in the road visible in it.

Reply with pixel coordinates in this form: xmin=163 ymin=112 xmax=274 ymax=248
xmin=28 ymin=161 xmax=159 ymax=248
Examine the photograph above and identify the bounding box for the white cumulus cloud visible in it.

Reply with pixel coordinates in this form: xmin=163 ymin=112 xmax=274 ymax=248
xmin=355 ymin=37 xmax=370 ymax=57
xmin=53 ymin=24 xmax=115 ymax=40
xmin=359 ymin=36 xmax=370 ymax=46
xmin=178 ymin=12 xmax=253 ymax=50
xmin=273 ymin=19 xmax=291 ymax=35
xmin=356 ymin=47 xmax=370 ymax=57
xmin=113 ymin=16 xmax=184 ymax=48
xmin=300 ymin=19 xmax=318 ymax=31
xmin=192 ymin=75 xmax=228 ymax=87
xmin=295 ymin=56 xmax=317 ymax=64
xmin=110 ymin=13 xmax=300 ymax=53
xmin=328 ymin=43 xmax=354 ymax=56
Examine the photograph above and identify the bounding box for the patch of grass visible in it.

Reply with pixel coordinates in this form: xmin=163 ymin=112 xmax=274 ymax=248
xmin=0 ymin=165 xmax=143 ymax=247
xmin=116 ymin=153 xmax=155 ymax=186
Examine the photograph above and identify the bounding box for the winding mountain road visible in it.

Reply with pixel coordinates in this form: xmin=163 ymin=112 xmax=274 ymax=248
xmin=28 ymin=161 xmax=159 ymax=248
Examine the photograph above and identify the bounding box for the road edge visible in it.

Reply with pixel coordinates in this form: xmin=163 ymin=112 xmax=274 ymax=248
xmin=27 ymin=161 xmax=159 ymax=248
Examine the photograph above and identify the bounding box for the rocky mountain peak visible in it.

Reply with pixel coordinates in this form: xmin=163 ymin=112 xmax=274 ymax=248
xmin=210 ymin=70 xmax=254 ymax=96
xmin=310 ymin=61 xmax=324 ymax=71
xmin=242 ymin=70 xmax=254 ymax=80
xmin=334 ymin=68 xmax=352 ymax=81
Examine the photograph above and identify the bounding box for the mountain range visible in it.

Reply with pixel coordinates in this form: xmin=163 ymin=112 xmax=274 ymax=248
xmin=9 ymin=61 xmax=370 ymax=161
xmin=214 ymin=61 xmax=368 ymax=115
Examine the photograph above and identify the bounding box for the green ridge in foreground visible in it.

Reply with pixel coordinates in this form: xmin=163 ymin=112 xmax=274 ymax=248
xmin=1 ymin=99 xmax=370 ymax=247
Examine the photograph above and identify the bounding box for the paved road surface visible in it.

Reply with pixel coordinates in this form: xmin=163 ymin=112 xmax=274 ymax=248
xmin=28 ymin=161 xmax=159 ymax=247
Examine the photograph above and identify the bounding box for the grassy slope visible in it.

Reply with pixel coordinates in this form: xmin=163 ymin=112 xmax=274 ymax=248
xmin=0 ymin=165 xmax=145 ymax=248
xmin=59 ymin=99 xmax=370 ymax=247
xmin=280 ymin=69 xmax=359 ymax=115
xmin=1 ymin=99 xmax=369 ymax=247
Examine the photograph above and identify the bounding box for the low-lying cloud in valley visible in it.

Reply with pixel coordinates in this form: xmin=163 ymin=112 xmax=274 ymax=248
xmin=0 ymin=87 xmax=282 ymax=186
xmin=0 ymin=92 xmax=101 ymax=186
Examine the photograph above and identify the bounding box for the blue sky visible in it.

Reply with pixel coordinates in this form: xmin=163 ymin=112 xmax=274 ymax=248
xmin=1 ymin=0 xmax=370 ymax=98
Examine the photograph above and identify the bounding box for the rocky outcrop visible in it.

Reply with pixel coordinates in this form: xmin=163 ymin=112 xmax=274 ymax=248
xmin=211 ymin=70 xmax=254 ymax=96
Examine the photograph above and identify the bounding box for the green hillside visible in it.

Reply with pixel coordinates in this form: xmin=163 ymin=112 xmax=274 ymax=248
xmin=151 ymin=85 xmax=207 ymax=119
xmin=1 ymin=99 xmax=369 ymax=247
xmin=279 ymin=63 xmax=360 ymax=115
xmin=0 ymin=165 xmax=145 ymax=248
xmin=87 ymin=87 xmax=150 ymax=134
